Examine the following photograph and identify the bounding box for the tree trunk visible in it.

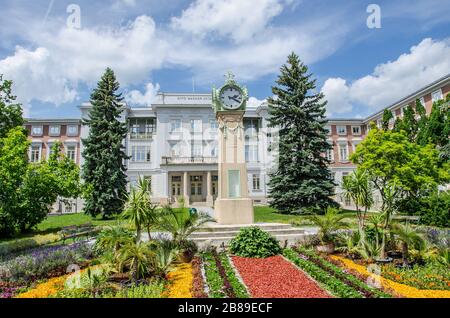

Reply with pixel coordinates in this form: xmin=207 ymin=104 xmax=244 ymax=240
xmin=402 ymin=242 xmax=408 ymax=266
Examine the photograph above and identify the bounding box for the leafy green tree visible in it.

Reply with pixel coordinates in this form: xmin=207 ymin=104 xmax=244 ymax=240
xmin=82 ymin=68 xmax=129 ymax=218
xmin=419 ymin=98 xmax=449 ymax=148
xmin=393 ymin=105 xmax=417 ymax=142
xmin=267 ymin=52 xmax=335 ymax=214
xmin=351 ymin=126 xmax=449 ymax=203
xmin=415 ymin=99 xmax=429 ymax=145
xmin=0 ymin=127 xmax=29 ymax=236
xmin=381 ymin=109 xmax=393 ymax=131
xmin=0 ymin=75 xmax=23 ymax=139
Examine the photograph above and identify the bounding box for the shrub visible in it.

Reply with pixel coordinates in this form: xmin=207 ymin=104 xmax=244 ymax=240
xmin=229 ymin=227 xmax=281 ymax=258
xmin=398 ymin=191 xmax=450 ymax=228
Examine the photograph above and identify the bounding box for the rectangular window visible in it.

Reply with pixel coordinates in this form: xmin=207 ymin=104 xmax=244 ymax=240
xmin=170 ymin=119 xmax=181 ymax=133
xmin=129 ymin=118 xmax=156 ymax=139
xmin=190 ymin=119 xmax=202 ymax=133
xmin=30 ymin=145 xmax=41 ymax=162
xmin=170 ymin=143 xmax=180 ymax=157
xmin=431 ymin=89 xmax=443 ymax=103
xmin=244 ymin=119 xmax=259 ymax=138
xmin=245 ymin=144 xmax=259 ymax=162
xmin=210 ymin=144 xmax=218 ymax=157
xmin=228 ymin=170 xmax=240 ymax=198
xmin=252 ymin=174 xmax=261 ymax=191
xmin=191 ymin=142 xmax=202 ymax=157
xmin=339 ymin=143 xmax=348 ymax=162
xmin=210 ymin=119 xmax=218 ymax=130
xmin=49 ymin=125 xmax=61 ymax=136
xmin=66 ymin=145 xmax=76 ymax=162
xmin=337 ymin=126 xmax=347 ymax=135
xmin=131 ymin=145 xmax=151 ymax=162
xmin=67 ymin=125 xmax=78 ymax=136
xmin=326 ymin=144 xmax=334 ymax=161
xmin=351 ymin=126 xmax=361 ymax=135
xmin=31 ymin=126 xmax=43 ymax=136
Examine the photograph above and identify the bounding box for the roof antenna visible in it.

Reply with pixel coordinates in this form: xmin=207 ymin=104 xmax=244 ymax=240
xmin=192 ymin=77 xmax=195 ymax=93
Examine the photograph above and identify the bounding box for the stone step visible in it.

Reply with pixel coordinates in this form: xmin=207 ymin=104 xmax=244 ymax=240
xmin=189 ymin=228 xmax=305 ymax=239
xmin=192 ymin=233 xmax=314 ymax=248
xmin=197 ymin=223 xmax=292 ymax=233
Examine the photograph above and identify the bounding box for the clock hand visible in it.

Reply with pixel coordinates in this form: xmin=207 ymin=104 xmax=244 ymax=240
xmin=228 ymin=96 xmax=242 ymax=103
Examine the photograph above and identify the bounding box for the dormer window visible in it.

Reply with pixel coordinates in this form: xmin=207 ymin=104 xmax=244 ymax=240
xmin=31 ymin=126 xmax=43 ymax=136
xmin=352 ymin=126 xmax=361 ymax=135
xmin=49 ymin=125 xmax=61 ymax=136
xmin=337 ymin=126 xmax=347 ymax=135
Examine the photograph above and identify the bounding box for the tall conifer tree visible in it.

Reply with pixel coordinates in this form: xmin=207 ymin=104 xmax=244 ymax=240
xmin=82 ymin=68 xmax=128 ymax=218
xmin=267 ymin=53 xmax=336 ymax=214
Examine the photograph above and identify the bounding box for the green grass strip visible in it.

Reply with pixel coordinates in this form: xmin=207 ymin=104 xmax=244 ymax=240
xmin=296 ymin=247 xmax=391 ymax=298
xmin=283 ymin=249 xmax=363 ymax=298
xmin=218 ymin=253 xmax=249 ymax=298
xmin=201 ymin=252 xmax=226 ymax=298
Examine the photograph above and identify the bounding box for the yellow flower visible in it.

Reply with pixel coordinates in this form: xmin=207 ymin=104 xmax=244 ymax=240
xmin=16 ymin=265 xmax=102 ymax=299
xmin=16 ymin=275 xmax=68 ymax=298
xmin=331 ymin=255 xmax=450 ymax=299
xmin=166 ymin=263 xmax=194 ymax=298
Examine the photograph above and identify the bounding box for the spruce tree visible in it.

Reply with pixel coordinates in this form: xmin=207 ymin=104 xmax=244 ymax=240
xmin=267 ymin=53 xmax=336 ymax=214
xmin=82 ymin=68 xmax=129 ymax=218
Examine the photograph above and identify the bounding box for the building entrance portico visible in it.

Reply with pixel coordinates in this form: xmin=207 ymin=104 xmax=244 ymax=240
xmin=168 ymin=170 xmax=217 ymax=207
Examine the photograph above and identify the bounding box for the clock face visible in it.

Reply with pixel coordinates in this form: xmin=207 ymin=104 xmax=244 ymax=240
xmin=220 ymin=86 xmax=243 ymax=110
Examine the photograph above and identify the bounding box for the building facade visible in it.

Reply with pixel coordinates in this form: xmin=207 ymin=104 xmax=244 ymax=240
xmin=24 ymin=74 xmax=450 ymax=211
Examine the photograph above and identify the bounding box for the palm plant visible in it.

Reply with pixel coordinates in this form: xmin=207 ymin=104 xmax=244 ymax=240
xmin=307 ymin=208 xmax=349 ymax=248
xmin=95 ymin=225 xmax=135 ymax=255
xmin=341 ymin=169 xmax=373 ymax=233
xmin=336 ymin=231 xmax=360 ymax=258
xmin=122 ymin=177 xmax=158 ymax=242
xmin=391 ymin=223 xmax=425 ymax=266
xmin=158 ymin=206 xmax=214 ymax=243
xmin=151 ymin=239 xmax=178 ymax=278
xmin=117 ymin=242 xmax=153 ymax=281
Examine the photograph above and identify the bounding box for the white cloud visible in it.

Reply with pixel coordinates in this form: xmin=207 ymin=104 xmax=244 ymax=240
xmin=247 ymin=96 xmax=266 ymax=108
xmin=322 ymin=38 xmax=450 ymax=116
xmin=126 ymin=82 xmax=160 ymax=106
xmin=0 ymin=46 xmax=77 ymax=105
xmin=171 ymin=0 xmax=287 ymax=43
xmin=0 ymin=16 xmax=165 ymax=107
xmin=321 ymin=77 xmax=351 ymax=116
xmin=0 ymin=1 xmax=351 ymax=110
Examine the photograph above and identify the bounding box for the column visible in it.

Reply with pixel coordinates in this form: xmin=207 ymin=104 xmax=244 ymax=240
xmin=206 ymin=171 xmax=213 ymax=207
xmin=183 ymin=171 xmax=189 ymax=206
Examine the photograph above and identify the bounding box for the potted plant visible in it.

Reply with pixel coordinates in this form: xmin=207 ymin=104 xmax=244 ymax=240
xmin=308 ymin=208 xmax=349 ymax=254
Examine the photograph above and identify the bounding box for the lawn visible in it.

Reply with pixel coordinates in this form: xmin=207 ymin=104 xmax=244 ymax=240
xmin=254 ymin=205 xmax=364 ymax=226
xmin=36 ymin=213 xmax=121 ymax=233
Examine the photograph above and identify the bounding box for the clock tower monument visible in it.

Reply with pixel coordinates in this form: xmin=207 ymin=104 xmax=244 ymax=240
xmin=212 ymin=72 xmax=254 ymax=225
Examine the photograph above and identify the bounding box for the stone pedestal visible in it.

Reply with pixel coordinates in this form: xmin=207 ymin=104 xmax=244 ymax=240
xmin=214 ymin=198 xmax=254 ymax=225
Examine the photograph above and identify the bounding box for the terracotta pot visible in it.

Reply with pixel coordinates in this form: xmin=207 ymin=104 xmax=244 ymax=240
xmin=316 ymin=244 xmax=334 ymax=254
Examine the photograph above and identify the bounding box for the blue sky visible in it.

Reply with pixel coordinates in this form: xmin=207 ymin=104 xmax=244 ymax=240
xmin=0 ymin=0 xmax=449 ymax=119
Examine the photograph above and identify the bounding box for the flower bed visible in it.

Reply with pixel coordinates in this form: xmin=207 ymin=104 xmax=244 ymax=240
xmin=166 ymin=263 xmax=193 ymax=298
xmin=382 ymin=263 xmax=450 ymax=291
xmin=202 ymin=252 xmax=226 ymax=298
xmin=283 ymin=249 xmax=360 ymax=298
xmin=295 ymin=247 xmax=391 ymax=298
xmin=16 ymin=275 xmax=69 ymax=298
xmin=331 ymin=255 xmax=450 ymax=298
xmin=191 ymin=257 xmax=208 ymax=298
xmin=0 ymin=241 xmax=94 ymax=283
xmin=218 ymin=253 xmax=249 ymax=298
xmin=232 ymin=255 xmax=331 ymax=298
